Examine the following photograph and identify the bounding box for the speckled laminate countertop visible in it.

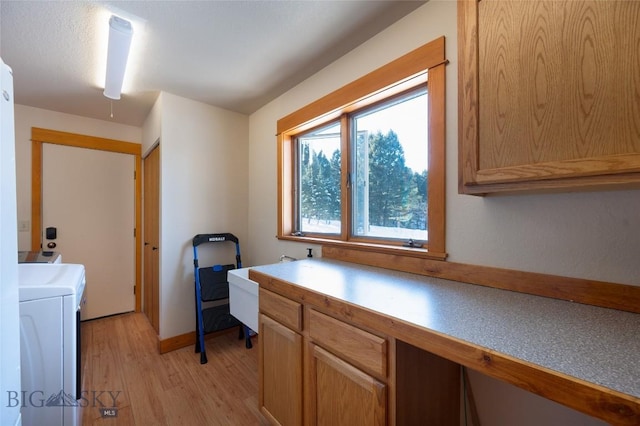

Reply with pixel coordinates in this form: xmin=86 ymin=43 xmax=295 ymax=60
xmin=251 ymin=258 xmax=640 ymax=401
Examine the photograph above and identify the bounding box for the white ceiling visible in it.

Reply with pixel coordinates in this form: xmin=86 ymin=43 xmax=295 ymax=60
xmin=0 ymin=1 xmax=425 ymax=127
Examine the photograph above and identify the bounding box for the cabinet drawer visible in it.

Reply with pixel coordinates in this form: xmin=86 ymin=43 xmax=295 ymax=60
xmin=259 ymin=288 xmax=302 ymax=331
xmin=309 ymin=309 xmax=387 ymax=377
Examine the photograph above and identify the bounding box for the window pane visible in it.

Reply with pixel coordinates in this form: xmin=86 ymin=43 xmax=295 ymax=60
xmin=297 ymin=122 xmax=341 ymax=235
xmin=352 ymin=89 xmax=428 ymax=241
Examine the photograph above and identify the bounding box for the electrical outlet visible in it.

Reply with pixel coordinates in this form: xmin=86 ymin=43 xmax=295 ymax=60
xmin=18 ymin=220 xmax=30 ymax=232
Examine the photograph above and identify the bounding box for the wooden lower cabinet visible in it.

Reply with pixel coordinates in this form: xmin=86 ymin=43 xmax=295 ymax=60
xmin=258 ymin=288 xmax=459 ymax=425
xmin=259 ymin=313 xmax=303 ymax=425
xmin=311 ymin=344 xmax=386 ymax=426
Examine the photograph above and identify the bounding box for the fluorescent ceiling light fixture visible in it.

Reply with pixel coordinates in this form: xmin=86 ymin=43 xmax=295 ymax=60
xmin=104 ymin=15 xmax=133 ymax=100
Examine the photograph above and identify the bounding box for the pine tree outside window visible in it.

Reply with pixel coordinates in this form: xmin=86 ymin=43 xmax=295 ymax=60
xmin=352 ymin=88 xmax=427 ymax=242
xmin=296 ymin=122 xmax=342 ymax=235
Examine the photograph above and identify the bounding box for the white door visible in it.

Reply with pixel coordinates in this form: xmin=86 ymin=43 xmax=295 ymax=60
xmin=42 ymin=143 xmax=135 ymax=320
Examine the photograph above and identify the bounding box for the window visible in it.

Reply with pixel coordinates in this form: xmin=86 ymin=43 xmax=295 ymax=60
xmin=278 ymin=37 xmax=446 ymax=260
xmin=296 ymin=122 xmax=342 ymax=235
xmin=351 ymin=88 xmax=428 ymax=242
xmin=295 ymin=88 xmax=428 ymax=242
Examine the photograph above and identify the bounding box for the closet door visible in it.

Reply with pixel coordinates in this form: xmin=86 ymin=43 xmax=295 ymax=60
xmin=143 ymin=144 xmax=160 ymax=333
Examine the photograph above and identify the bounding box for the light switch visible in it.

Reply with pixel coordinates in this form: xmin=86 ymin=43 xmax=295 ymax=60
xmin=18 ymin=220 xmax=30 ymax=232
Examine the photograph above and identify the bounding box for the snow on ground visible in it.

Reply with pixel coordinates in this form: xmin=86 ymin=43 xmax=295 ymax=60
xmin=301 ymin=218 xmax=427 ymax=241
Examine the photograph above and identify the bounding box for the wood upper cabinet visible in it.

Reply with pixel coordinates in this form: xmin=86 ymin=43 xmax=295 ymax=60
xmin=458 ymin=0 xmax=640 ymax=194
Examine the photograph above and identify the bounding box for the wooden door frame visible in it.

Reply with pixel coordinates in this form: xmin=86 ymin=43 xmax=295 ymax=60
xmin=31 ymin=127 xmax=142 ymax=312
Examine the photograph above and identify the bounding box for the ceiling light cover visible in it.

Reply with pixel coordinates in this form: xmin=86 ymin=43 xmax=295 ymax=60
xmin=104 ymin=15 xmax=133 ymax=100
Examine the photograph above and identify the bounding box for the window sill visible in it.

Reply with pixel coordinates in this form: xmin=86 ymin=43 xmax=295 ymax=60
xmin=277 ymin=234 xmax=447 ymax=261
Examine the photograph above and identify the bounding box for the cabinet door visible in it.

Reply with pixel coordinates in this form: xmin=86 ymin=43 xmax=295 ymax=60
xmin=459 ymin=0 xmax=640 ymax=194
xmin=259 ymin=313 xmax=303 ymax=426
xmin=312 ymin=345 xmax=386 ymax=426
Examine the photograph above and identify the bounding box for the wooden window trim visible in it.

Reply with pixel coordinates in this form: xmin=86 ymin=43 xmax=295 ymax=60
xmin=277 ymin=36 xmax=446 ymax=135
xmin=277 ymin=37 xmax=447 ymax=261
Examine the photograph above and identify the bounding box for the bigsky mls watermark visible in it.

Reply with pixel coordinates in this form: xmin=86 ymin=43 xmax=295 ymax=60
xmin=7 ymin=390 xmax=121 ymax=417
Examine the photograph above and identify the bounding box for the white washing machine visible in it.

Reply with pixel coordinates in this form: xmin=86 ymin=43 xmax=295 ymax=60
xmin=18 ymin=263 xmax=86 ymax=426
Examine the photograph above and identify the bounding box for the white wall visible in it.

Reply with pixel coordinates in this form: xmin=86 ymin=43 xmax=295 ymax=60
xmin=142 ymin=92 xmax=162 ymax=156
xmin=158 ymin=92 xmax=249 ymax=339
xmin=14 ymin=104 xmax=142 ymax=250
xmin=247 ymin=1 xmax=632 ymax=424
xmin=248 ymin=0 xmax=640 ymax=286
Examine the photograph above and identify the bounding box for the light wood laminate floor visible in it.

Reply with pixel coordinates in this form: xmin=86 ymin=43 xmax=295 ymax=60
xmin=80 ymin=312 xmax=267 ymax=425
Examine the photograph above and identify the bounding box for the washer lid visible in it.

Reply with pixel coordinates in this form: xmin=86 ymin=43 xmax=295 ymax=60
xmin=18 ymin=263 xmax=85 ymax=302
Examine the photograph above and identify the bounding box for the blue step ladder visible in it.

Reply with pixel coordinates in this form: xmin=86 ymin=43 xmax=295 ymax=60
xmin=193 ymin=233 xmax=252 ymax=364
